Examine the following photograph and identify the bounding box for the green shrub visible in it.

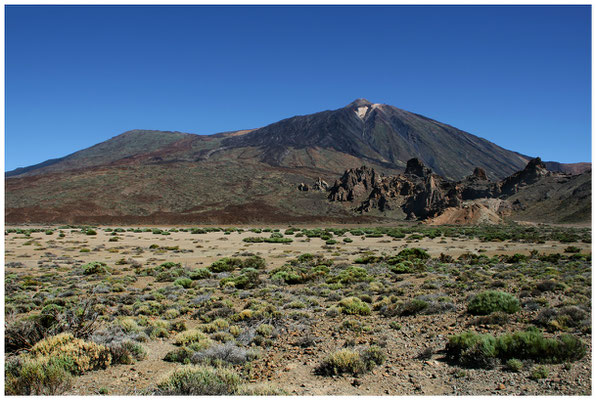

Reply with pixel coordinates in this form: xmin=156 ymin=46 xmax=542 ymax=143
xmin=360 ymin=346 xmax=386 ymax=369
xmin=256 ymin=324 xmax=274 ymax=338
xmin=174 ymin=278 xmax=193 ymax=289
xmin=173 ymin=330 xmax=213 ymax=348
xmin=564 ymin=246 xmax=581 ymax=253
xmin=156 ymin=365 xmax=242 ymax=395
xmin=446 ymin=331 xmax=498 ymax=369
xmin=117 ymin=317 xmax=141 ymax=333
xmin=467 ymin=291 xmax=520 ymax=315
xmin=29 ymin=333 xmax=112 ymax=375
xmin=399 ymin=299 xmax=429 ymax=316
xmin=328 ymin=266 xmax=372 ymax=285
xmin=242 ymin=255 xmax=266 ymax=269
xmin=496 ymin=328 xmax=586 ymax=363
xmin=109 ymin=341 xmax=147 ymax=365
xmin=5 ymin=357 xmax=73 ymax=395
xmin=242 ymin=237 xmax=264 ymax=243
xmin=164 ymin=346 xmax=197 ymax=364
xmin=209 ymin=258 xmax=243 ymax=273
xmin=82 ymin=262 xmax=110 ymax=275
xmin=505 ymin=358 xmax=523 ymax=372
xmin=219 ymin=268 xmax=260 ymax=289
xmin=395 ymin=248 xmax=430 ymax=261
xmin=235 ymin=383 xmax=288 ymax=395
xmin=315 ymin=346 xmax=385 ymax=376
xmin=530 ymin=365 xmax=549 ymax=380
xmin=189 ymin=268 xmax=211 ymax=280
xmin=446 ymin=329 xmax=586 ymax=369
xmin=338 ymin=297 xmax=371 ymax=315
xmin=270 ymin=265 xmax=309 ymax=284
xmin=389 ymin=262 xmax=413 ymax=274
xmin=315 ymin=348 xmax=364 ymax=376
xmin=354 ymin=255 xmax=384 ymax=264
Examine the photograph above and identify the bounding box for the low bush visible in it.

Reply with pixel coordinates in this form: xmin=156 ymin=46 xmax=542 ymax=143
xmin=30 ymin=333 xmax=112 ymax=375
xmin=235 ymin=383 xmax=288 ymax=395
xmin=156 ymin=365 xmax=242 ymax=395
xmin=327 ymin=266 xmax=372 ymax=285
xmin=190 ymin=342 xmax=249 ymax=365
xmin=209 ymin=258 xmax=243 ymax=273
xmin=173 ymin=330 xmax=213 ymax=348
xmin=174 ymin=278 xmax=193 ymax=289
xmin=446 ymin=328 xmax=586 ymax=369
xmin=505 ymin=358 xmax=523 ymax=372
xmin=467 ymin=291 xmax=520 ymax=315
xmin=82 ymin=262 xmax=110 ymax=275
xmin=109 ymin=340 xmax=147 ymax=365
xmin=242 ymin=255 xmax=266 ymax=269
xmin=315 ymin=346 xmax=385 ymax=376
xmin=219 ymin=268 xmax=260 ymax=289
xmin=338 ymin=297 xmax=371 ymax=316
xmin=189 ymin=268 xmax=211 ymax=280
xmin=5 ymin=356 xmax=73 ymax=395
xmin=530 ymin=365 xmax=549 ymax=380
xmin=399 ymin=299 xmax=429 ymax=316
xmin=536 ymin=280 xmax=567 ymax=293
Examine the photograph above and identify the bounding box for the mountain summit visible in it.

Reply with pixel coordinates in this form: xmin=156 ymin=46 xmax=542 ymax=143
xmin=222 ymin=99 xmax=531 ymax=180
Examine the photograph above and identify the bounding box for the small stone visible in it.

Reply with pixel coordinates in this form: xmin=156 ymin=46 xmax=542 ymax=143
xmin=498 ymin=384 xmax=506 ymax=390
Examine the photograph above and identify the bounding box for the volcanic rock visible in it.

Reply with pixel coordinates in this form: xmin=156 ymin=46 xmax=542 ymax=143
xmin=312 ymin=177 xmax=329 ymax=191
xmin=328 ymin=157 xmax=572 ymax=223
xmin=405 ymin=158 xmax=432 ymax=178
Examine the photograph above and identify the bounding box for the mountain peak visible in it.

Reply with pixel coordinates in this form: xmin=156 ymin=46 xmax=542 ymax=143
xmin=347 ymin=98 xmax=372 ymax=108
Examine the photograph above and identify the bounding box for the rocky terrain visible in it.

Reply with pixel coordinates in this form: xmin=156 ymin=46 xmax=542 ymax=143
xmin=321 ymin=157 xmax=590 ymax=224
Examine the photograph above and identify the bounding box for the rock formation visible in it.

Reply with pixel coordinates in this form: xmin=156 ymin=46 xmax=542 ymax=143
xmin=327 ymin=157 xmax=558 ymax=222
xmin=298 ymin=177 xmax=329 ymax=192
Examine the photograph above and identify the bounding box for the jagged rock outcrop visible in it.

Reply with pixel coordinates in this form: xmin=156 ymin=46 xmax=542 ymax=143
xmin=328 ymin=166 xmax=380 ymax=202
xmin=312 ymin=177 xmax=329 ymax=191
xmin=327 ymin=157 xmax=565 ymax=222
xmin=297 ymin=177 xmax=329 ymax=192
xmin=404 ymin=158 xmax=432 ymax=178
xmin=329 ymin=159 xmax=463 ymax=218
xmin=471 ymin=167 xmax=488 ymax=180
xmin=498 ymin=157 xmax=550 ymax=196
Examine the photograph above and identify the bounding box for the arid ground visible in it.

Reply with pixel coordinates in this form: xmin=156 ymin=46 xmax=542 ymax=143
xmin=4 ymin=224 xmax=592 ymax=395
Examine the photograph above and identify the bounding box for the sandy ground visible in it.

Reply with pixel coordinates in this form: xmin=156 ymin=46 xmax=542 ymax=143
xmin=5 ymin=226 xmax=590 ymax=273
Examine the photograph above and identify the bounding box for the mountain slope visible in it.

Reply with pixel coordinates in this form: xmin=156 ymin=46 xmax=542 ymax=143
xmin=6 ymin=130 xmax=194 ymax=177
xmin=223 ymin=99 xmax=531 ymax=180
xmin=6 ymin=99 xmax=589 ymax=224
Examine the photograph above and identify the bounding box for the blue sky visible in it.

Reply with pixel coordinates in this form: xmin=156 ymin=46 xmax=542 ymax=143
xmin=5 ymin=5 xmax=591 ymax=171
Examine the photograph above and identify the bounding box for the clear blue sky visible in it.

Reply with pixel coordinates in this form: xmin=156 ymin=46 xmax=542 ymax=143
xmin=5 ymin=5 xmax=591 ymax=171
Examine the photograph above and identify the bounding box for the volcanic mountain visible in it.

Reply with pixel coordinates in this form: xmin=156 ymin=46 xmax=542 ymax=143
xmin=5 ymin=99 xmax=590 ymax=224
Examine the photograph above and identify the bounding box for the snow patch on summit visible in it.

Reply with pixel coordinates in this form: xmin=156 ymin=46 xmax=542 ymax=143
xmin=355 ymin=106 xmax=369 ymax=120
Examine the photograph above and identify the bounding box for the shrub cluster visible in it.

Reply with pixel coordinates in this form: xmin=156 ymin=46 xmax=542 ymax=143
xmin=220 ymin=268 xmax=260 ymax=289
xmin=446 ymin=328 xmax=586 ymax=369
xmin=156 ymin=365 xmax=242 ymax=395
xmin=82 ymin=262 xmax=111 ymax=275
xmin=315 ymin=346 xmax=385 ymax=376
xmin=338 ymin=297 xmax=371 ymax=316
xmin=467 ymin=291 xmax=520 ymax=315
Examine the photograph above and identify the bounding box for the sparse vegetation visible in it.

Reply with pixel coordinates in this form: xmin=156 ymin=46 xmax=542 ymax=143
xmin=4 ymin=224 xmax=591 ymax=395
